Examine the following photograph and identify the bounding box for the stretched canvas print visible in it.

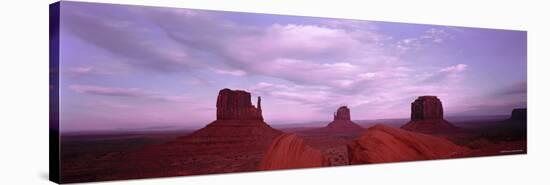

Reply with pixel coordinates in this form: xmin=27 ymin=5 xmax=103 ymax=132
xmin=49 ymin=1 xmax=527 ymax=183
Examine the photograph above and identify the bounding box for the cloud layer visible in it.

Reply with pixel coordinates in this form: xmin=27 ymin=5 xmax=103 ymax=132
xmin=58 ymin=2 xmax=527 ymax=131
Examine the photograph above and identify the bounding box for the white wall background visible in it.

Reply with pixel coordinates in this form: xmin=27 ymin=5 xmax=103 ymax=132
xmin=0 ymin=0 xmax=548 ymax=184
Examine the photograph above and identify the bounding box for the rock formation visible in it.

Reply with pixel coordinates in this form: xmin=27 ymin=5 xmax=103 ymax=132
xmin=112 ymin=88 xmax=282 ymax=178
xmin=217 ymin=88 xmax=263 ymax=120
xmin=401 ymin=96 xmax=458 ymax=133
xmin=180 ymin=88 xmax=280 ymax=144
xmin=348 ymin=124 xmax=467 ymax=164
xmin=333 ymin=106 xmax=351 ymax=120
xmin=410 ymin=96 xmax=443 ymax=121
xmin=58 ymin=88 xmax=281 ymax=182
xmin=323 ymin=106 xmax=363 ymax=132
xmin=510 ymin=108 xmax=527 ymax=121
xmin=259 ymin=134 xmax=328 ymax=170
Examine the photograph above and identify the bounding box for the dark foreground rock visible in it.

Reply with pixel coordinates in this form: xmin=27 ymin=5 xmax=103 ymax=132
xmin=510 ymin=108 xmax=527 ymax=121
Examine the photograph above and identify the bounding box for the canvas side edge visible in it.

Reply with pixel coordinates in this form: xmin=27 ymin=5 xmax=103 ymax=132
xmin=49 ymin=1 xmax=61 ymax=184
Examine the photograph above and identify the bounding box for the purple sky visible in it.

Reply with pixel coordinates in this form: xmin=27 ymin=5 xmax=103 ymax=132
xmin=58 ymin=2 xmax=527 ymax=132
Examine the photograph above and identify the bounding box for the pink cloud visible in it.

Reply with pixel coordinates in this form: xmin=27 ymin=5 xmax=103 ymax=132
xmin=69 ymin=84 xmax=189 ymax=102
xmin=440 ymin=64 xmax=468 ymax=73
xmin=422 ymin=64 xmax=468 ymax=83
xmin=395 ymin=28 xmax=454 ymax=53
xmin=222 ymin=24 xmax=366 ymax=72
xmin=213 ymin=69 xmax=247 ymax=76
xmin=65 ymin=67 xmax=93 ymax=76
xmin=212 ymin=24 xmax=394 ymax=88
xmin=70 ymin=84 xmax=144 ymax=97
xmin=253 ymin=24 xmax=362 ymax=55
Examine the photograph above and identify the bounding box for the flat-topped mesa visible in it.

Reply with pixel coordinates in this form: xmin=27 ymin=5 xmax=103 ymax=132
xmin=411 ymin=96 xmax=444 ymax=121
xmin=153 ymin=88 xmax=281 ymax=177
xmin=216 ymin=88 xmax=263 ymax=121
xmin=402 ymin=96 xmax=458 ymax=133
xmin=333 ymin=106 xmax=351 ymax=121
xmin=325 ymin=106 xmax=363 ymax=133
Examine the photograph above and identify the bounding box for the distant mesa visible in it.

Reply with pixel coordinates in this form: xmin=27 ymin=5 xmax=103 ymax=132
xmin=324 ymin=106 xmax=364 ymax=132
xmin=347 ymin=124 xmax=467 ymax=164
xmin=401 ymin=96 xmax=459 ymax=133
xmin=510 ymin=108 xmax=527 ymax=121
xmin=259 ymin=133 xmax=328 ymax=170
xmin=217 ymin=88 xmax=263 ymax=121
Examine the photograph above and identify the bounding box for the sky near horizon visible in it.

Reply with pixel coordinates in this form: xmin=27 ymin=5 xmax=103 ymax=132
xmin=58 ymin=2 xmax=527 ymax=132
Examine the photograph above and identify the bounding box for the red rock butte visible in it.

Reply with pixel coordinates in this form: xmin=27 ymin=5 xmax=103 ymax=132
xmin=333 ymin=106 xmax=351 ymax=120
xmin=401 ymin=96 xmax=458 ymax=133
xmin=410 ymin=96 xmax=443 ymax=121
xmin=118 ymin=88 xmax=282 ymax=177
xmin=325 ymin=106 xmax=363 ymax=132
xmin=180 ymin=88 xmax=281 ymax=142
xmin=217 ymin=88 xmax=263 ymax=120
